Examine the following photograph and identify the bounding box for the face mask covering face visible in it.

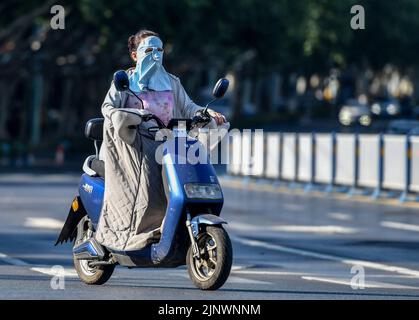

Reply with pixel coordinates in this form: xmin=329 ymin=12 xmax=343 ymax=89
xmin=129 ymin=36 xmax=172 ymax=92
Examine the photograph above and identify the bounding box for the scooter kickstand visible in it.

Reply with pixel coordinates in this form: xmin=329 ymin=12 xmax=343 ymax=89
xmin=186 ymin=212 xmax=200 ymax=259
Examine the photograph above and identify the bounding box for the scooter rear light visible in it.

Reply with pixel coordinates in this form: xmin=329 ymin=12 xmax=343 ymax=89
xmin=184 ymin=183 xmax=222 ymax=199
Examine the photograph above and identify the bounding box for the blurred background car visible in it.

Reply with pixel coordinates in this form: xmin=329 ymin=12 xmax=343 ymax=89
xmin=338 ymin=99 xmax=372 ymax=127
xmin=371 ymin=98 xmax=401 ymax=119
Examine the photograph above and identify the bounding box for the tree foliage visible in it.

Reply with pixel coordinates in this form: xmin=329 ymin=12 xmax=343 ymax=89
xmin=2 ymin=0 xmax=419 ymax=76
xmin=1 ymin=0 xmax=419 ymax=143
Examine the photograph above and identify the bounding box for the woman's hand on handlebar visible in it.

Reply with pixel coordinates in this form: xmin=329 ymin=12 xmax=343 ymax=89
xmin=207 ymin=109 xmax=226 ymax=125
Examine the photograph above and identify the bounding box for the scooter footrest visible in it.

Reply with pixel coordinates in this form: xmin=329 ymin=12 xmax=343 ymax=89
xmin=73 ymin=238 xmax=105 ymax=260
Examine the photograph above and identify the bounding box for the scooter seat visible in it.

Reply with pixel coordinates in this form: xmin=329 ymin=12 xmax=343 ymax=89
xmin=85 ymin=118 xmax=104 ymax=141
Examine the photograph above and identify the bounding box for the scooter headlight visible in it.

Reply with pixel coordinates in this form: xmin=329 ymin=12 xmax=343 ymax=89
xmin=184 ymin=183 xmax=222 ymax=199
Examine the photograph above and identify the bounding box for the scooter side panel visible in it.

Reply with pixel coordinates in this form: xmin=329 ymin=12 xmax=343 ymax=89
xmin=170 ymin=138 xmax=224 ymax=214
xmin=78 ymin=174 xmax=104 ymax=228
xmin=151 ymin=154 xmax=186 ymax=264
xmin=171 ymin=137 xmax=220 ymax=183
xmin=110 ymin=247 xmax=154 ymax=267
xmin=150 ymin=137 xmax=224 ymax=264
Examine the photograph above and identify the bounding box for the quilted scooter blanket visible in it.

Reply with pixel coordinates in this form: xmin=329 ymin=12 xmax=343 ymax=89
xmin=95 ymin=109 xmax=167 ymax=251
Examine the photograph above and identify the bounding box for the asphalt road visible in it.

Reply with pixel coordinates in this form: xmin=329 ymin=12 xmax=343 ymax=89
xmin=1 ymin=173 xmax=419 ymax=299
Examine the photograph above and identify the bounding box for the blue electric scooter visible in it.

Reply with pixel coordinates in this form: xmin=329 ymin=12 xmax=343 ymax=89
xmin=55 ymin=71 xmax=232 ymax=290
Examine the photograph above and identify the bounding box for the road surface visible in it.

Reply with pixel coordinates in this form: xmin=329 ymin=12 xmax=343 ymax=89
xmin=1 ymin=173 xmax=419 ymax=299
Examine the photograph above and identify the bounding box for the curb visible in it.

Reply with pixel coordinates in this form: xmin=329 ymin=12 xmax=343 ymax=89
xmin=219 ymin=176 xmax=419 ymax=209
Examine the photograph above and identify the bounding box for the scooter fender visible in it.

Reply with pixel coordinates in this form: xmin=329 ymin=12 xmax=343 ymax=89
xmin=190 ymin=214 xmax=227 ymax=237
xmin=55 ymin=196 xmax=87 ymax=245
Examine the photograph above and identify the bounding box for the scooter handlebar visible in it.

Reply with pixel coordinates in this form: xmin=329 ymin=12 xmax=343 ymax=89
xmin=191 ymin=109 xmax=212 ymax=129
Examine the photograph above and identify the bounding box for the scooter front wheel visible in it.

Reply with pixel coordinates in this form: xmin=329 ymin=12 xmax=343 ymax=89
xmin=187 ymin=225 xmax=233 ymax=290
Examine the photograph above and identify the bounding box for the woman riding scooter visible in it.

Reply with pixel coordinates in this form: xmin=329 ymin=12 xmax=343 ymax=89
xmin=102 ymin=29 xmax=226 ymax=125
xmin=96 ymin=29 xmax=226 ymax=252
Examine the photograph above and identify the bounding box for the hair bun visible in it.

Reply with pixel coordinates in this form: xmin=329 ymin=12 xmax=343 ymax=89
xmin=128 ymin=35 xmax=136 ymax=52
xmin=127 ymin=29 xmax=159 ymax=54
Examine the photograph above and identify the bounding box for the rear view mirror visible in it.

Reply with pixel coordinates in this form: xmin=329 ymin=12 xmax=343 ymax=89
xmin=212 ymin=78 xmax=229 ymax=99
xmin=113 ymin=70 xmax=129 ymax=91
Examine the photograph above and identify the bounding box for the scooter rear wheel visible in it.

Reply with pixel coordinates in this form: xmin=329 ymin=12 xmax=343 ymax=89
xmin=187 ymin=225 xmax=232 ymax=290
xmin=73 ymin=217 xmax=115 ymax=285
xmin=73 ymin=256 xmax=115 ymax=285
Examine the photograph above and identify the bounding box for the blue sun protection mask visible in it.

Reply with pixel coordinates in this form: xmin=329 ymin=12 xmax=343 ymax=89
xmin=129 ymin=36 xmax=172 ymax=92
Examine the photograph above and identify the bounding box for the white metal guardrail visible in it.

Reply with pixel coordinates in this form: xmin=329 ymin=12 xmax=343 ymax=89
xmin=315 ymin=134 xmax=334 ymax=185
xmin=335 ymin=133 xmax=356 ymax=186
xmin=252 ymin=130 xmax=264 ymax=177
xmin=265 ymin=133 xmax=281 ymax=179
xmin=281 ymin=133 xmax=297 ymax=181
xmin=227 ymin=130 xmax=242 ymax=175
xmin=358 ymin=134 xmax=380 ymax=189
xmin=226 ymin=130 xmax=419 ymax=202
xmin=410 ymin=136 xmax=419 ymax=193
xmin=383 ymin=135 xmax=406 ymax=191
xmin=298 ymin=133 xmax=313 ymax=182
xmin=241 ymin=130 xmax=252 ymax=176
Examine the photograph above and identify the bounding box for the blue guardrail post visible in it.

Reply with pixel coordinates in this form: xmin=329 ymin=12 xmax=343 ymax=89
xmin=347 ymin=132 xmax=359 ymax=197
xmin=289 ymin=133 xmax=299 ymax=189
xmin=304 ymin=132 xmax=316 ymax=193
xmin=371 ymin=133 xmax=384 ymax=200
xmin=325 ymin=132 xmax=336 ymax=193
xmin=399 ymin=134 xmax=411 ymax=203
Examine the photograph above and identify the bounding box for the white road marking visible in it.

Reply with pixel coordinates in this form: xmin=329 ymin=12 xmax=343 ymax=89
xmin=271 ymin=225 xmax=358 ymax=234
xmin=302 ymin=276 xmax=418 ymax=290
xmin=228 ymin=222 xmax=264 ymax=232
xmin=381 ymin=221 xmax=419 ymax=233
xmin=232 ymin=235 xmax=419 ymax=278
xmin=329 ymin=212 xmax=352 ymax=221
xmin=231 ymin=265 xmax=247 ymax=271
xmin=226 ymin=276 xmax=271 ymax=285
xmin=229 ymin=222 xmax=358 ymax=234
xmin=0 ymin=197 xmax=66 ymax=204
xmin=233 ymin=270 xmax=305 ymax=276
xmin=175 ymin=272 xmax=270 ymax=285
xmin=0 ymin=251 xmax=78 ymax=278
xmin=282 ymin=204 xmax=304 ymax=211
xmin=0 ymin=252 xmax=29 ymax=266
xmin=31 ymin=267 xmax=78 ymax=278
xmin=0 ymin=173 xmax=79 ymax=182
xmin=24 ymin=217 xmax=63 ymax=230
